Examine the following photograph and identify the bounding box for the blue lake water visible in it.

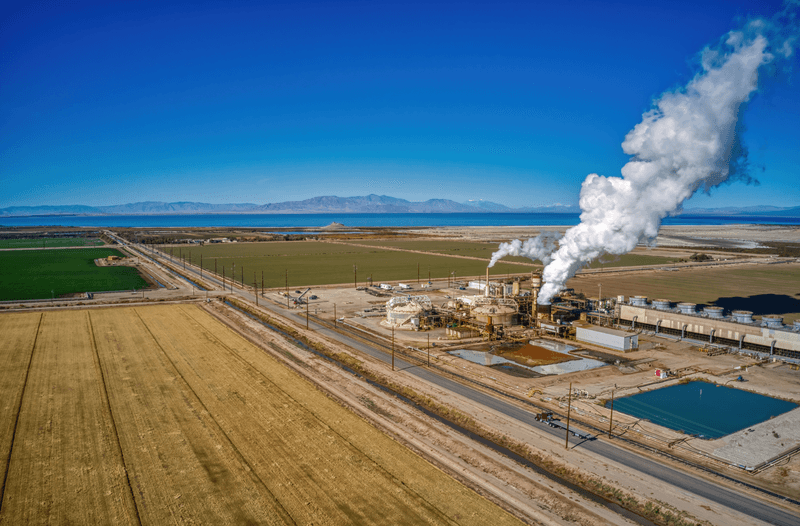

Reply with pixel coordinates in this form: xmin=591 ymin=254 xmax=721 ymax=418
xmin=1 ymin=213 xmax=798 ymax=228
xmin=607 ymin=381 xmax=798 ymax=439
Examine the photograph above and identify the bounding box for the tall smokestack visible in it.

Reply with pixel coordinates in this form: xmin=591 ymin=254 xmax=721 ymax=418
xmin=489 ymin=17 xmax=796 ymax=305
xmin=485 ymin=267 xmax=489 ymax=297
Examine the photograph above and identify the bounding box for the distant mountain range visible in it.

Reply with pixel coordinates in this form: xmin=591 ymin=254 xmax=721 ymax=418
xmin=678 ymin=205 xmax=800 ymax=217
xmin=0 ymin=195 xmax=581 ymax=216
xmin=0 ymin=195 xmax=797 ymax=217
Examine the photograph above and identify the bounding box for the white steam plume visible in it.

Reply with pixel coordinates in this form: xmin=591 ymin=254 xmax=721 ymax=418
xmin=490 ymin=21 xmax=795 ymax=304
xmin=488 ymin=232 xmax=561 ymax=267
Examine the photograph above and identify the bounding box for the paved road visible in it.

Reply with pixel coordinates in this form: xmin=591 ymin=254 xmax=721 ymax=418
xmin=139 ymin=242 xmax=799 ymax=526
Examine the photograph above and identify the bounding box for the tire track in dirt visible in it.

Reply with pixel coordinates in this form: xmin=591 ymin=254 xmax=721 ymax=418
xmin=0 ymin=312 xmax=41 ymax=510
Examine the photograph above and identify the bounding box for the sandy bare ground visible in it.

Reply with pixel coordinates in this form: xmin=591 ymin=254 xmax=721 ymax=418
xmin=411 ymin=224 xmax=800 ymax=247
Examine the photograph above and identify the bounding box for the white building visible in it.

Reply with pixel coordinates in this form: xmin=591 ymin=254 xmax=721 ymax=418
xmin=575 ymin=325 xmax=638 ymax=352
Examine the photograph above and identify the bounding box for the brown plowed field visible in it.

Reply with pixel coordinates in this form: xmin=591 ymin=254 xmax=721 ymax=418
xmin=0 ymin=311 xmax=139 ymax=524
xmin=0 ymin=305 xmax=523 ymax=525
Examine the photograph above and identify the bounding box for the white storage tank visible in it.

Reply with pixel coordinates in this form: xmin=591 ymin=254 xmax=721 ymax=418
xmin=472 ymin=303 xmax=518 ymax=326
xmin=678 ymin=302 xmax=697 ymax=315
xmin=704 ymin=306 xmax=724 ymax=319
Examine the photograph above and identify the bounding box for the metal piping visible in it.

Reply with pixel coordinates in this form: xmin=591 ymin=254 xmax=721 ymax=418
xmin=655 ymin=320 xmax=662 ymax=334
xmin=709 ymin=329 xmax=715 ymax=344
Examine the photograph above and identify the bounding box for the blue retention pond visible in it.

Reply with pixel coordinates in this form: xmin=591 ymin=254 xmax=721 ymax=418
xmin=607 ymin=381 xmax=798 ymax=439
xmin=606 ymin=381 xmax=798 ymax=440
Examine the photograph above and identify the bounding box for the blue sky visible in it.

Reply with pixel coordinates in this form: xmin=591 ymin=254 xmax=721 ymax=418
xmin=1 ymin=0 xmax=798 ymax=209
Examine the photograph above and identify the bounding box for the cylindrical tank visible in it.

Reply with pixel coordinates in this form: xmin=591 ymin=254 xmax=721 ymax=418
xmin=678 ymin=303 xmax=696 ymax=315
xmin=704 ymin=306 xmax=724 ymax=319
xmin=472 ymin=304 xmax=518 ymax=326
xmin=530 ymin=273 xmax=542 ymax=289
xmin=652 ymin=299 xmax=671 ymax=311
xmin=630 ymin=296 xmax=648 ymax=307
xmin=512 ymin=281 xmax=520 ymax=296
xmin=732 ymin=310 xmax=754 ymax=324
xmin=386 ymin=303 xmax=423 ymax=327
xmin=762 ymin=315 xmax=784 ymax=329
xmin=794 ymin=320 xmax=800 ymax=331
xmin=617 ymin=295 xmax=626 ymax=304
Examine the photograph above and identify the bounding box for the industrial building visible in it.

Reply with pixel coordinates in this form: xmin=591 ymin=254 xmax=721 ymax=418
xmin=617 ymin=298 xmax=800 ymax=359
xmin=575 ymin=324 xmax=638 ymax=352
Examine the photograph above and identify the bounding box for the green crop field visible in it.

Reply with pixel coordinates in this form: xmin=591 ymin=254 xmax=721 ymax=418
xmin=0 ymin=238 xmax=104 ymax=249
xmin=0 ymin=248 xmax=149 ymax=301
xmin=164 ymin=241 xmax=535 ymax=288
xmin=351 ymin=239 xmax=680 ymax=268
xmin=354 ymin=239 xmax=537 ymax=264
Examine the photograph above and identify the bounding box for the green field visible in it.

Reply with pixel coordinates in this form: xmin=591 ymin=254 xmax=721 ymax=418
xmin=166 ymin=241 xmax=535 ymax=288
xmin=0 ymin=248 xmax=149 ymax=301
xmin=0 ymin=238 xmax=104 ymax=249
xmin=355 ymin=239 xmax=537 ymax=264
xmin=350 ymin=239 xmax=680 ymax=268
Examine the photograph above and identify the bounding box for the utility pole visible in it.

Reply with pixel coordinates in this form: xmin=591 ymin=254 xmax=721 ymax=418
xmin=241 ymin=266 xmax=243 ymax=287
xmin=215 ymin=259 xmax=217 ymax=277
xmin=334 ymin=303 xmax=337 ymax=327
xmin=254 ymin=272 xmax=258 ymax=306
xmin=261 ymin=270 xmax=264 ymax=293
xmin=565 ymin=382 xmax=573 ymax=450
xmin=306 ymin=299 xmax=309 ymax=330
xmin=608 ymin=389 xmax=615 ymax=438
xmin=285 ymin=269 xmax=288 ymax=294
xmin=391 ymin=325 xmax=395 ymax=371
xmin=353 ymin=264 xmax=357 ymax=289
xmin=200 ymin=254 xmax=203 ymax=279
xmin=222 ymin=266 xmax=226 ymax=290
xmin=427 ymin=333 xmax=430 ymax=366
xmin=417 ymin=262 xmax=420 ymax=285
